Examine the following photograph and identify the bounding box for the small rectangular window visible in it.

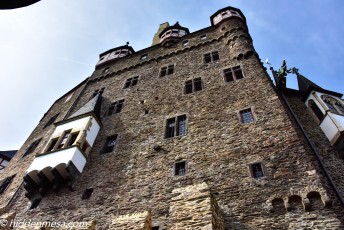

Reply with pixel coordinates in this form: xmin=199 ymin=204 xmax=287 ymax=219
xmin=124 ymin=76 xmax=139 ymax=89
xmin=103 ymin=135 xmax=118 ymax=153
xmin=167 ymin=65 xmax=174 ymax=75
xmin=66 ymin=132 xmax=79 ymax=147
xmin=23 ymin=138 xmax=42 ymax=157
xmin=102 ymin=67 xmax=109 ymax=74
xmin=204 ymin=53 xmax=211 ymax=63
xmin=0 ymin=175 xmax=15 ymax=195
xmin=224 ymin=66 xmax=244 ymax=82
xmin=160 ymin=65 xmax=174 ymax=77
xmin=177 ymin=116 xmax=187 ymax=136
xmin=57 ymin=130 xmax=71 ymax=149
xmin=212 ymin=51 xmax=220 ymax=62
xmin=250 ymin=163 xmax=265 ymax=179
xmin=184 ymin=78 xmax=203 ymax=94
xmin=185 ymin=80 xmax=193 ymax=94
xmin=107 ymin=100 xmax=125 ymax=116
xmin=46 ymin=138 xmax=58 ymax=152
xmin=240 ymin=108 xmax=255 ymax=124
xmin=200 ymin=34 xmax=207 ymax=41
xmin=165 ymin=115 xmax=187 ymax=138
xmin=82 ymin=141 xmax=90 ymax=153
xmin=224 ymin=69 xmax=234 ymax=82
xmin=43 ymin=113 xmax=59 ymax=129
xmin=140 ymin=54 xmax=147 ymax=60
xmin=204 ymin=51 xmax=220 ymax=64
xmin=166 ymin=118 xmax=176 ymax=138
xmin=182 ymin=40 xmax=189 ymax=46
xmin=175 ymin=161 xmax=186 ymax=176
xmin=233 ymin=66 xmax=244 ymax=79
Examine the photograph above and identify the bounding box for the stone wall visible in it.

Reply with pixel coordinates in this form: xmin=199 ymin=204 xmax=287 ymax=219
xmin=110 ymin=211 xmax=151 ymax=230
xmin=169 ymin=183 xmax=224 ymax=229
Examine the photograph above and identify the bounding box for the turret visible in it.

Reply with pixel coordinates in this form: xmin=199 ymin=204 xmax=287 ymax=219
xmin=96 ymin=43 xmax=135 ymax=68
xmin=210 ymin=6 xmax=246 ymax=26
xmin=158 ymin=22 xmax=189 ymax=46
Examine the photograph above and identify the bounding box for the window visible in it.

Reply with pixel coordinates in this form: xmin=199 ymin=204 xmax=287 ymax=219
xmin=160 ymin=65 xmax=174 ymax=77
xmin=184 ymin=78 xmax=203 ymax=94
xmin=43 ymin=113 xmax=59 ymax=129
xmin=182 ymin=40 xmax=189 ymax=46
xmin=152 ymin=226 xmax=160 ymax=230
xmin=175 ymin=161 xmax=186 ymax=176
xmin=82 ymin=188 xmax=94 ymax=200
xmin=204 ymin=51 xmax=220 ymax=63
xmin=0 ymin=158 xmax=9 ymax=173
xmin=103 ymin=135 xmax=118 ymax=153
xmin=0 ymin=175 xmax=15 ymax=195
xmin=90 ymin=87 xmax=105 ymax=100
xmin=250 ymin=163 xmax=265 ymax=179
xmin=102 ymin=67 xmax=109 ymax=74
xmin=308 ymin=100 xmax=324 ymax=121
xmin=66 ymin=132 xmax=79 ymax=147
xmin=124 ymin=76 xmax=139 ymax=89
xmin=224 ymin=66 xmax=244 ymax=82
xmin=23 ymin=138 xmax=42 ymax=157
xmin=140 ymin=54 xmax=147 ymax=60
xmin=46 ymin=138 xmax=58 ymax=152
xmin=165 ymin=115 xmax=187 ymax=138
xmin=107 ymin=100 xmax=124 ymax=116
xmin=321 ymin=95 xmax=344 ymax=115
xmin=57 ymin=130 xmax=71 ymax=149
xmin=82 ymin=141 xmax=90 ymax=153
xmin=239 ymin=108 xmax=255 ymax=124
xmin=200 ymin=34 xmax=207 ymax=41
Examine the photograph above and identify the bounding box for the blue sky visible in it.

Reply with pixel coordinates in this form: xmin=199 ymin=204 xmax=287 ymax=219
xmin=0 ymin=0 xmax=343 ymax=150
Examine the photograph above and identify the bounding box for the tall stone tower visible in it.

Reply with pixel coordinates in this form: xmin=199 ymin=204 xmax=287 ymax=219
xmin=0 ymin=6 xmax=344 ymax=229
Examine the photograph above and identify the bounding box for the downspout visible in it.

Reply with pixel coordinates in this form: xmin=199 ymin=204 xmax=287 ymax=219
xmin=280 ymin=92 xmax=344 ymax=207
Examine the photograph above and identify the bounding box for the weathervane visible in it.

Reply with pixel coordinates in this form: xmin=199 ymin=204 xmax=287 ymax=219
xmin=265 ymin=59 xmax=299 ymax=91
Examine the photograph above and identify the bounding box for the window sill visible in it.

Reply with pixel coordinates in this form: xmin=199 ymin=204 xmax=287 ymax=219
xmin=164 ymin=135 xmax=187 ymax=141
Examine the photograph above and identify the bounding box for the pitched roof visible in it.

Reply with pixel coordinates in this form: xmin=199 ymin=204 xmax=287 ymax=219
xmin=67 ymin=93 xmax=102 ymax=120
xmin=297 ymin=74 xmax=323 ymax=93
xmin=296 ymin=74 xmax=342 ymax=99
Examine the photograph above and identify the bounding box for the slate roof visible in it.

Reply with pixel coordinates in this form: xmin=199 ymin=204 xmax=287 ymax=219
xmin=67 ymin=93 xmax=102 ymax=120
xmin=0 ymin=150 xmax=17 ymax=161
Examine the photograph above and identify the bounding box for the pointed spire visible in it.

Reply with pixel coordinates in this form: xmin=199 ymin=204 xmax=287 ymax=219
xmin=68 ymin=93 xmax=102 ymax=120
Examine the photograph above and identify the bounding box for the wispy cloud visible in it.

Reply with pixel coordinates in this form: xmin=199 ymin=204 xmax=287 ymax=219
xmin=56 ymin=57 xmax=93 ymax=67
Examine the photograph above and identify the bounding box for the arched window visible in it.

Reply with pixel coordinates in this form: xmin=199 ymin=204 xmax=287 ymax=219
xmin=321 ymin=95 xmax=344 ymax=115
xmin=308 ymin=100 xmax=324 ymax=121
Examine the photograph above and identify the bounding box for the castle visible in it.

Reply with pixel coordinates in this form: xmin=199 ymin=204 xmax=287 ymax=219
xmin=0 ymin=6 xmax=344 ymax=229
